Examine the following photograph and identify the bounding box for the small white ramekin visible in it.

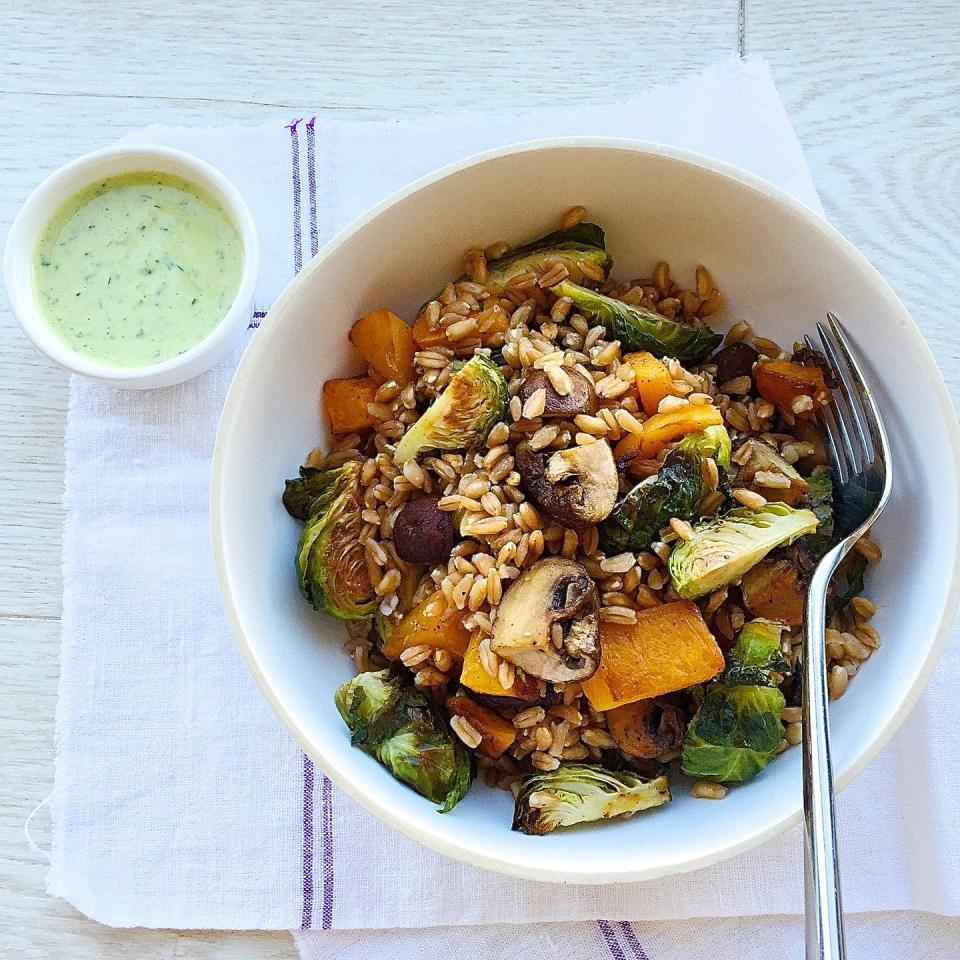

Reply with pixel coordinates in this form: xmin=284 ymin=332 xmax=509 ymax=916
xmin=4 ymin=144 xmax=259 ymax=389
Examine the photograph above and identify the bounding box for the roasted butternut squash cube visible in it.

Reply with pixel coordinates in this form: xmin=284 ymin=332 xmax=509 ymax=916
xmin=624 ymin=351 xmax=672 ymax=415
xmin=613 ymin=403 xmax=723 ymax=469
xmin=460 ymin=632 xmax=543 ymax=702
xmin=445 ymin=694 xmax=517 ymax=759
xmin=322 ymin=375 xmax=378 ymax=435
xmin=380 ymin=591 xmax=471 ymax=662
xmin=582 ymin=601 xmax=724 ymax=711
xmin=349 ymin=308 xmax=416 ymax=385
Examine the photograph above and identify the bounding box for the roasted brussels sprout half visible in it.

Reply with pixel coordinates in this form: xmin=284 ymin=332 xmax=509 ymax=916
xmin=335 ymin=669 xmax=472 ymax=812
xmin=292 ymin=460 xmax=376 ymax=620
xmin=283 ymin=463 xmax=347 ymax=522
xmin=393 ymin=355 xmax=507 ymax=465
xmin=681 ymin=619 xmax=787 ymax=782
xmin=553 ymin=281 xmax=722 ymax=364
xmin=668 ymin=502 xmax=819 ymax=600
xmin=492 ymin=558 xmax=600 ymax=683
xmin=484 ymin=222 xmax=612 ymax=295
xmin=600 ymin=425 xmax=731 ymax=553
xmin=513 ymin=763 xmax=671 ymax=835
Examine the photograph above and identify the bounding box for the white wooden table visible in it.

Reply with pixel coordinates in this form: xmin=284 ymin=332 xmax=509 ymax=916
xmin=1 ymin=2 xmax=957 ymax=956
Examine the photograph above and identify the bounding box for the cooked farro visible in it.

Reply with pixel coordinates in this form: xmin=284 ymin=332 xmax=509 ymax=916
xmin=283 ymin=209 xmax=880 ymax=830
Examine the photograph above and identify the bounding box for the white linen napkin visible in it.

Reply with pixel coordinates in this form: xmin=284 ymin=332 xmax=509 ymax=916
xmin=48 ymin=57 xmax=960 ymax=954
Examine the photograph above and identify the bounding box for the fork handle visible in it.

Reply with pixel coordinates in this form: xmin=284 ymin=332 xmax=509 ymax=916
xmin=803 ymin=559 xmax=847 ymax=960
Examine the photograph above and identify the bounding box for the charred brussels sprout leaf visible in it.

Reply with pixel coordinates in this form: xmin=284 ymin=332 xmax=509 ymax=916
xmin=283 ymin=465 xmax=341 ymax=521
xmin=600 ymin=426 xmax=731 ymax=553
xmin=335 ymin=670 xmax=472 ymax=812
xmin=295 ymin=460 xmax=376 ymax=620
xmin=681 ymin=618 xmax=787 ymax=782
xmin=554 ymin=281 xmax=722 ymax=364
xmin=668 ymin=502 xmax=820 ymax=600
xmin=393 ymin=355 xmax=507 ymax=464
xmin=512 ymin=763 xmax=670 ymax=835
xmin=800 ymin=468 xmax=835 ymax=560
xmin=484 ymin=223 xmax=612 ymax=295
xmin=826 ymin=553 xmax=869 ymax=620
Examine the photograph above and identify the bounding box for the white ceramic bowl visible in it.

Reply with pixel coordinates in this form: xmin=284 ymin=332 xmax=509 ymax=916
xmin=4 ymin=145 xmax=259 ymax=389
xmin=212 ymin=139 xmax=960 ymax=883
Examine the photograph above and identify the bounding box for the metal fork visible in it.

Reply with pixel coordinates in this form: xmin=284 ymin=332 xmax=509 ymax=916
xmin=801 ymin=314 xmax=892 ymax=960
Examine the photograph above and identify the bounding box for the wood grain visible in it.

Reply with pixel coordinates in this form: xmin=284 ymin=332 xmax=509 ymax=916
xmin=1 ymin=0 xmax=957 ymax=956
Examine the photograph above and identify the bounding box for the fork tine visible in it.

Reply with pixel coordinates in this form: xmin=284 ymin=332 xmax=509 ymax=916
xmin=805 ymin=333 xmax=850 ymax=485
xmin=824 ymin=314 xmax=881 ymax=463
xmin=816 ymin=321 xmax=866 ymax=474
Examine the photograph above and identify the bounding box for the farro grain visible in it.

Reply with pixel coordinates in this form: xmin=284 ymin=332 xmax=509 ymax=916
xmin=691 ymin=780 xmax=728 ymax=800
xmin=546 ymin=363 xmax=574 ymax=395
xmin=578 ymin=257 xmax=606 ymax=282
xmin=450 ymin=715 xmax=483 ymax=748
xmin=562 ymin=744 xmax=590 ymax=761
xmin=733 ymin=488 xmax=767 ymax=509
xmin=538 ymin=261 xmax=570 ymax=289
xmin=855 ymin=536 xmax=882 ymax=561
xmin=521 ymin=389 xmax=547 ymax=420
xmin=600 ymin=606 xmax=638 ymax=624
xmin=670 ymin=517 xmax=695 ymax=541
xmin=828 ymin=664 xmax=849 ymax=699
xmin=513 ymin=706 xmax=546 ymax=729
xmin=601 ymin=552 xmax=635 ymax=574
xmin=575 ymin=413 xmax=608 ymax=435
xmin=486 ymin=422 xmax=510 ymax=447
xmin=560 ymin=205 xmax=586 ymax=230
xmin=498 ymin=660 xmax=516 ymax=690
xmin=400 ymin=644 xmax=433 ymax=668
xmin=561 ymin=529 xmax=579 ymax=558
xmin=724 ymin=321 xmax=753 ymax=345
xmin=658 ymin=395 xmax=689 ymax=413
xmin=531 ymin=751 xmax=560 ymax=772
xmin=791 ymin=394 xmax=814 ymax=415
xmin=754 ymin=470 xmax=792 ymax=489
xmin=581 ymin=728 xmax=617 ymax=749
xmin=575 ymin=432 xmax=596 ymax=445
xmin=752 ymin=336 xmax=781 ymax=358
xmin=646 ymin=568 xmax=667 ymax=592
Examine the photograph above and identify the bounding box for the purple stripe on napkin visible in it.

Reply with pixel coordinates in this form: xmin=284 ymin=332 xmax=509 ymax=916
xmin=596 ymin=920 xmax=628 ymax=960
xmin=288 ymin=117 xmax=319 ymax=931
xmin=306 ymin=117 xmax=319 ymax=260
xmin=299 ymin=753 xmax=316 ymax=930
xmin=288 ymin=118 xmax=303 ymax=275
xmin=618 ymin=921 xmax=652 ymax=960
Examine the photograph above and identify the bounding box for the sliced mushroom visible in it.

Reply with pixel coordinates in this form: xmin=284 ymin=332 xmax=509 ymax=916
xmin=606 ymin=697 xmax=687 ymax=759
xmin=491 ymin=557 xmax=600 ymax=683
xmin=515 ymin=439 xmax=618 ymax=528
xmin=517 ymin=368 xmax=595 ymax=418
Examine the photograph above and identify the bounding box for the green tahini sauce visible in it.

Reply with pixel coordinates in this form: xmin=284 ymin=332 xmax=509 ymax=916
xmin=33 ymin=171 xmax=243 ymax=367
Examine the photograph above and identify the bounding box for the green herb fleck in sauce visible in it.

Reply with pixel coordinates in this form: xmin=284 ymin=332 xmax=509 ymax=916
xmin=33 ymin=171 xmax=243 ymax=367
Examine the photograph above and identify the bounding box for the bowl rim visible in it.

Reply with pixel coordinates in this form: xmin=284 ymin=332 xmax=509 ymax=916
xmin=211 ymin=136 xmax=960 ymax=883
xmin=3 ymin=144 xmax=260 ymax=386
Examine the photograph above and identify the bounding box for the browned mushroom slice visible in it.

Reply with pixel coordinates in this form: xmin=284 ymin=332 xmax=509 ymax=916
xmin=491 ymin=558 xmax=600 ymax=683
xmin=515 ymin=440 xmax=618 ymax=528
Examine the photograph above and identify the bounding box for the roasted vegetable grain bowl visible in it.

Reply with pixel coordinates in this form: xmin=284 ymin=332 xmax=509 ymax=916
xmin=212 ymin=140 xmax=960 ymax=882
